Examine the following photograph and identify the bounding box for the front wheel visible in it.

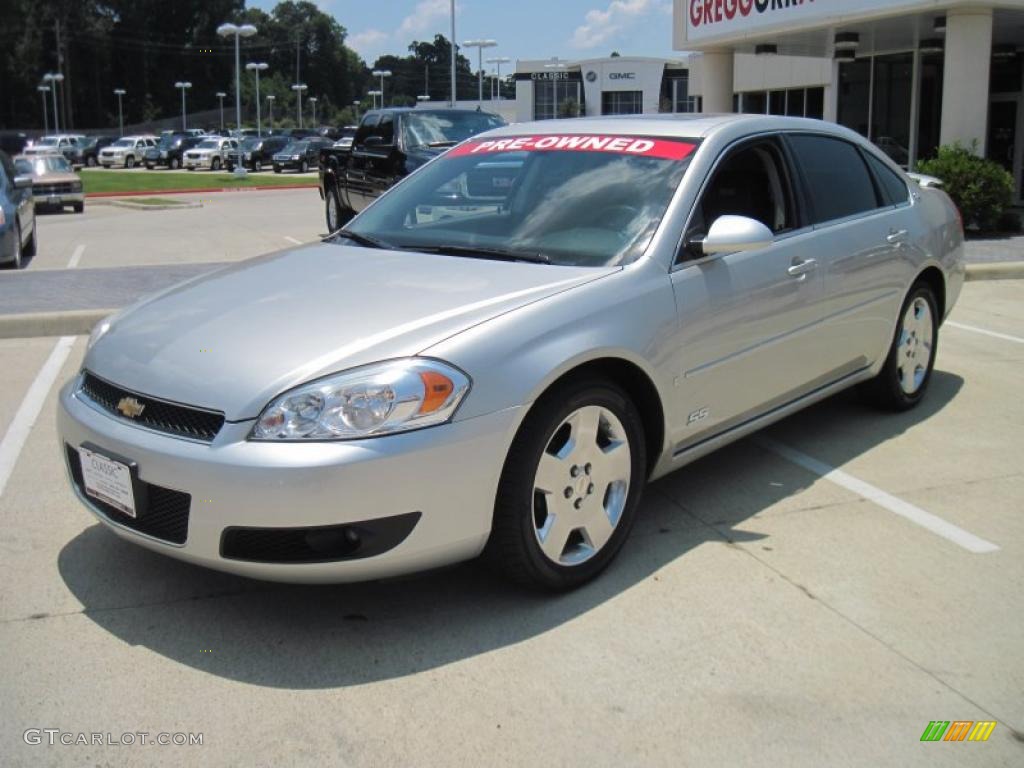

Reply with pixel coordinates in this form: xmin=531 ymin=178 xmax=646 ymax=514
xmin=211 ymin=157 xmax=222 ymax=171
xmin=253 ymin=159 xmax=262 ymax=172
xmin=170 ymin=157 xmax=180 ymax=170
xmin=485 ymin=379 xmax=646 ymax=590
xmin=125 ymin=156 xmax=135 ymax=169
xmin=86 ymin=156 xmax=97 ymax=168
xmin=300 ymin=159 xmax=309 ymax=173
xmin=860 ymin=282 xmax=939 ymax=411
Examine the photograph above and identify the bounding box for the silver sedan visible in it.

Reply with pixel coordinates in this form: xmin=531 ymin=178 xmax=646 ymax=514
xmin=58 ymin=115 xmax=964 ymax=590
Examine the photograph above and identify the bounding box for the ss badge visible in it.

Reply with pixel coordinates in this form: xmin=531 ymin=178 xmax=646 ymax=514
xmin=687 ymin=407 xmax=710 ymax=426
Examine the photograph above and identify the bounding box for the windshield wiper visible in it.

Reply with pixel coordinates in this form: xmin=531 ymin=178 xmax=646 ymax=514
xmin=404 ymin=244 xmax=551 ymax=264
xmin=327 ymin=229 xmax=394 ymax=250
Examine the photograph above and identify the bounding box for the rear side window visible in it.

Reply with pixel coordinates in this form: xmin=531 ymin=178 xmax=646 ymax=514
xmin=865 ymin=152 xmax=910 ymax=206
xmin=788 ymin=134 xmax=880 ymax=224
xmin=354 ymin=116 xmax=379 ymax=146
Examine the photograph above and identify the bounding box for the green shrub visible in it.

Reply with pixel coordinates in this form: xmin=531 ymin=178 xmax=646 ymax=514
xmin=916 ymin=142 xmax=1014 ymax=231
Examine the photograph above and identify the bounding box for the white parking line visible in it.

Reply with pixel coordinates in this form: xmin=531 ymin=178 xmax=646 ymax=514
xmin=283 ymin=236 xmax=303 ymax=245
xmin=756 ymin=437 xmax=1000 ymax=554
xmin=946 ymin=320 xmax=1024 ymax=345
xmin=0 ymin=337 xmax=76 ymax=498
xmin=66 ymin=244 xmax=86 ymax=269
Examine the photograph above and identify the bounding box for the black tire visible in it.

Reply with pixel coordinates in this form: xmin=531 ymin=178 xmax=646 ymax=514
xmin=253 ymin=159 xmax=262 ymax=172
xmin=273 ymin=165 xmax=281 ymax=174
xmin=212 ymin=157 xmax=222 ymax=171
xmin=73 ymin=203 xmax=84 ymax=214
xmin=125 ymin=156 xmax=135 ymax=169
xmin=86 ymin=156 xmax=97 ymax=168
xmin=170 ymin=157 xmax=180 ymax=170
xmin=300 ymin=159 xmax=308 ymax=174
xmin=144 ymin=164 xmax=154 ymax=170
xmin=6 ymin=221 xmax=23 ymax=269
xmin=484 ymin=378 xmax=647 ymax=591
xmin=23 ymin=219 xmax=37 ymax=258
xmin=859 ymin=282 xmax=939 ymax=411
xmin=325 ymin=184 xmax=354 ymax=232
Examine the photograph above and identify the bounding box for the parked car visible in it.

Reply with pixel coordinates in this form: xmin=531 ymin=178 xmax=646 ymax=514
xmin=56 ymin=115 xmax=964 ymax=589
xmin=144 ymin=134 xmax=203 ymax=170
xmin=99 ymin=136 xmax=158 ymax=168
xmin=0 ymin=131 xmax=31 ymax=156
xmin=0 ymin=150 xmax=36 ymax=269
xmin=183 ymin=137 xmax=239 ymax=170
xmin=272 ymin=137 xmax=330 ymax=173
xmin=23 ymin=134 xmax=87 ymax=166
xmin=331 ymin=126 xmax=358 ymax=151
xmin=13 ymin=153 xmax=84 ymax=213
xmin=76 ymin=136 xmax=117 ymax=168
xmin=226 ymin=136 xmax=289 ymax=172
xmin=320 ymin=108 xmax=505 ymax=231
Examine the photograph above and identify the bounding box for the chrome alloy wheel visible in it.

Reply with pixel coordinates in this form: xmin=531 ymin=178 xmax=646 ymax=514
xmin=897 ymin=296 xmax=934 ymax=394
xmin=327 ymin=190 xmax=340 ymax=231
xmin=532 ymin=405 xmax=632 ymax=566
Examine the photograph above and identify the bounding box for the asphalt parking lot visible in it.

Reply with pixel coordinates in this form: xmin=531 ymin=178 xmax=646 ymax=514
xmin=0 ymin=230 xmax=1021 ymax=766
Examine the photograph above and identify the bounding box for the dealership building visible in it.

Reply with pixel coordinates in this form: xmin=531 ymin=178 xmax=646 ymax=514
xmin=672 ymin=0 xmax=1024 ymax=201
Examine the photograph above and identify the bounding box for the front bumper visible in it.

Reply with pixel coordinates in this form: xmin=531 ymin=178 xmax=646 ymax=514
xmin=273 ymin=158 xmax=304 ymax=170
xmin=57 ymin=377 xmax=518 ymax=583
xmin=33 ymin=192 xmax=83 ymax=208
xmin=184 ymin=155 xmax=217 ymax=169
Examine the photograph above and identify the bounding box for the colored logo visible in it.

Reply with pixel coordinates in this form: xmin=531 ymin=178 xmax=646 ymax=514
xmin=116 ymin=396 xmax=146 ymax=419
xmin=920 ymin=721 xmax=997 ymax=742
xmin=586 ymin=71 xmax=597 ymax=82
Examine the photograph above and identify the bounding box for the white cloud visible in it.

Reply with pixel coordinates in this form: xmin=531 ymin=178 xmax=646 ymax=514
xmin=570 ymin=0 xmax=667 ymax=50
xmin=347 ymin=28 xmax=389 ymax=57
xmin=398 ymin=0 xmax=453 ymax=38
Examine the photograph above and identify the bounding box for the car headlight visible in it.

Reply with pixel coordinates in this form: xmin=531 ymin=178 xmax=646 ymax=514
xmin=250 ymin=359 xmax=470 ymax=441
xmin=291 ymin=155 xmax=300 ymax=160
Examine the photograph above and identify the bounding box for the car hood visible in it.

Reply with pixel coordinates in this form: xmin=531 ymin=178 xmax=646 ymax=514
xmin=86 ymin=243 xmax=616 ymax=421
xmin=31 ymin=172 xmax=79 ymax=184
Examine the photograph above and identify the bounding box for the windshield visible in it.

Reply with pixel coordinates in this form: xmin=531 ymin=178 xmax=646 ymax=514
xmin=35 ymin=137 xmax=59 ymax=147
xmin=282 ymin=142 xmax=307 ymax=154
xmin=346 ymin=133 xmax=696 ymax=267
xmin=157 ymin=134 xmax=182 ymax=148
xmin=240 ymin=138 xmax=262 ymax=150
xmin=20 ymin=155 xmax=71 ymax=174
xmin=402 ymin=112 xmax=505 ymax=149
xmin=197 ymin=139 xmax=221 ymax=149
xmin=111 ymin=138 xmax=134 ymax=147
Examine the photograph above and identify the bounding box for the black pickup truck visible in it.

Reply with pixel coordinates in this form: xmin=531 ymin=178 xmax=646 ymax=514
xmin=318 ymin=108 xmax=504 ymax=232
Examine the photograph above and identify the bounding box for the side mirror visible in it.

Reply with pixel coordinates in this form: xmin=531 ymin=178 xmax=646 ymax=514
xmin=13 ymin=175 xmax=33 ymax=190
xmin=362 ymin=135 xmax=388 ymax=149
xmin=697 ymin=215 xmax=774 ymax=256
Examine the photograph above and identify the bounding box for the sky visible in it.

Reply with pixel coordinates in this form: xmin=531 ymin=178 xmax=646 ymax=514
xmin=249 ymin=0 xmax=680 ymax=68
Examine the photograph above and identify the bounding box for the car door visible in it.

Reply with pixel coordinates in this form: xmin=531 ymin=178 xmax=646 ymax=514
xmin=362 ymin=114 xmax=400 ymax=203
xmin=346 ymin=115 xmax=381 ymax=212
xmin=668 ymin=137 xmax=833 ymax=452
xmin=784 ymin=133 xmax=911 ymax=376
xmin=3 ymin=153 xmax=32 ymax=242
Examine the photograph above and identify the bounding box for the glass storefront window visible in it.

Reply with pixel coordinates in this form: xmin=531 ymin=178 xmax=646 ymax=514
xmin=838 ymin=59 xmax=871 ymax=136
xmin=601 ymin=90 xmax=643 ymax=115
xmin=806 ymin=87 xmax=824 ymax=119
xmin=534 ymin=80 xmax=582 ymax=120
xmin=917 ymin=52 xmax=944 ymax=163
xmin=742 ymin=91 xmax=767 ymax=114
xmin=786 ymin=89 xmax=805 ymax=117
xmin=872 ymin=53 xmax=914 ymax=166
xmin=769 ymin=90 xmax=786 ymax=115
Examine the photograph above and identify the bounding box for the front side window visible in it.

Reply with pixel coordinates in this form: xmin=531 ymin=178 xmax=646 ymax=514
xmin=346 ymin=133 xmax=697 ymax=267
xmin=686 ymin=141 xmax=795 ymax=250
xmin=788 ymin=134 xmax=880 ymax=224
xmin=376 ymin=115 xmax=395 ymax=145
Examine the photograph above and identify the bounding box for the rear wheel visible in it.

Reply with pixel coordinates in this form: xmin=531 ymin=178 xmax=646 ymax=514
xmin=253 ymin=159 xmax=262 ymax=172
xmin=485 ymin=379 xmax=646 ymax=590
xmin=300 ymin=159 xmax=309 ymax=173
xmin=6 ymin=222 xmax=23 ymax=269
xmin=86 ymin=155 xmax=97 ymax=168
xmin=73 ymin=202 xmax=84 ymax=214
xmin=860 ymin=282 xmax=939 ymax=411
xmin=170 ymin=157 xmax=180 ymax=170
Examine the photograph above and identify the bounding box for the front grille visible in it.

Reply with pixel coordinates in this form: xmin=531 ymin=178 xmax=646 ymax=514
xmin=221 ymin=512 xmax=422 ymax=564
xmin=67 ymin=444 xmax=190 ymax=544
xmin=36 ymin=182 xmax=75 ymax=195
xmin=186 ymin=153 xmax=200 ymax=160
xmin=79 ymin=372 xmax=225 ymax=442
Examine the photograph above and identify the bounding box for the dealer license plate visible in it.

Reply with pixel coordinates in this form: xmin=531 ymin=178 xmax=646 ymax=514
xmin=79 ymin=447 xmax=136 ymax=518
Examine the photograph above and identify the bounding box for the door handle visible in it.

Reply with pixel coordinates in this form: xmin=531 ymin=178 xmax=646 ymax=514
xmin=886 ymin=229 xmax=909 ymax=245
xmin=787 ymin=258 xmax=817 ymax=277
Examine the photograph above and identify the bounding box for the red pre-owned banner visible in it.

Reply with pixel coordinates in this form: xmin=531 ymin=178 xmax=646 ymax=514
xmin=447 ymin=135 xmax=698 ymax=161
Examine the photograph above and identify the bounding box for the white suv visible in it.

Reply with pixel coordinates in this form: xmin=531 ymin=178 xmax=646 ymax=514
xmin=99 ymin=136 xmax=158 ymax=168
xmin=183 ymin=137 xmax=239 ymax=170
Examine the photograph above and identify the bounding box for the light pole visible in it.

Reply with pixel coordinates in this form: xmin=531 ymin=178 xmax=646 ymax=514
xmin=291 ymin=84 xmax=307 ymax=128
xmin=43 ymin=73 xmax=63 ymax=133
xmin=463 ymin=40 xmax=496 ymax=108
xmin=449 ymin=0 xmax=456 ymax=107
xmin=371 ymin=70 xmax=392 ymax=107
xmin=246 ymin=62 xmax=268 ymax=136
xmin=367 ymin=90 xmax=382 ymax=110
xmin=308 ymin=96 xmax=317 ymax=127
xmin=266 ymin=94 xmax=275 ymax=131
xmin=37 ymin=85 xmax=50 ymax=134
xmin=217 ymin=22 xmax=257 ymax=133
xmin=174 ymin=81 xmax=192 ymax=130
xmin=216 ymin=91 xmax=227 ymax=131
xmin=485 ymin=56 xmax=510 ymax=102
xmin=113 ymin=88 xmax=126 ymax=136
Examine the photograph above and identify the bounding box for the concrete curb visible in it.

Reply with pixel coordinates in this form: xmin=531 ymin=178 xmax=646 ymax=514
xmin=90 ymin=199 xmax=203 ymax=211
xmin=85 ymin=184 xmax=317 ymax=198
xmin=965 ymin=261 xmax=1024 ymax=281
xmin=0 ymin=309 xmax=113 ymax=339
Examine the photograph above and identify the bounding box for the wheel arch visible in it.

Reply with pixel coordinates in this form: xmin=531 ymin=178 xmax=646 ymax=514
xmin=914 ymin=265 xmax=946 ymax=321
xmin=523 ymin=356 xmax=667 ymax=478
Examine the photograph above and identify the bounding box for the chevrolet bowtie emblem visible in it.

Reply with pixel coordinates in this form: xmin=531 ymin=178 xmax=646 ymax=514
xmin=117 ymin=397 xmax=146 ymax=419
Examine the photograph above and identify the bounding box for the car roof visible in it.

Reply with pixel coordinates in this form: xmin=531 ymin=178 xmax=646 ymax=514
xmin=477 ymin=114 xmax=865 ymax=143
xmin=366 ymin=108 xmax=502 ymax=118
